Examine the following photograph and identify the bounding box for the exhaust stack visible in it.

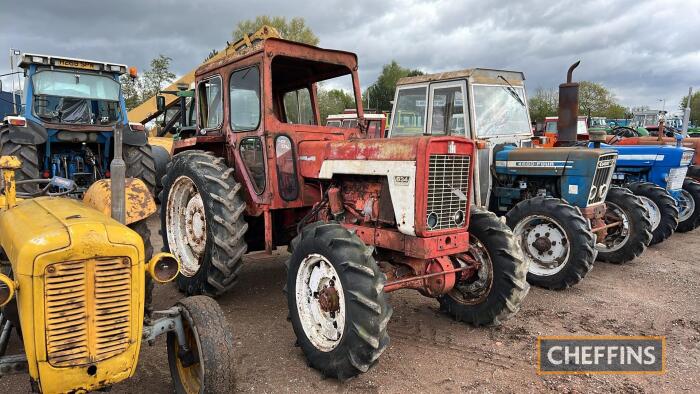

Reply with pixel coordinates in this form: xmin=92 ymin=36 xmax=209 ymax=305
xmin=557 ymin=61 xmax=581 ymax=146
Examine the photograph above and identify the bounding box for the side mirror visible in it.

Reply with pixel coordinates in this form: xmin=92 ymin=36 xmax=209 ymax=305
xmin=156 ymin=95 xmax=166 ymax=112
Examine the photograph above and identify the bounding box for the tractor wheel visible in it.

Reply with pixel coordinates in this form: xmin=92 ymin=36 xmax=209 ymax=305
xmin=676 ymin=179 xmax=700 ymax=232
xmin=596 ymin=187 xmax=652 ymax=264
xmin=287 ymin=222 xmax=391 ymax=379
xmin=161 ymin=150 xmax=248 ymax=297
xmin=151 ymin=144 xmax=170 ymax=202
xmin=438 ymin=206 xmax=529 ymax=326
xmin=124 ymin=144 xmax=157 ymax=197
xmin=129 ymin=220 xmax=154 ymax=317
xmin=506 ymin=197 xmax=596 ymax=290
xmin=627 ymin=182 xmax=678 ymax=245
xmin=167 ymin=295 xmax=235 ymax=394
xmin=0 ymin=128 xmax=40 ymax=194
xmin=687 ymin=166 xmax=700 ymax=183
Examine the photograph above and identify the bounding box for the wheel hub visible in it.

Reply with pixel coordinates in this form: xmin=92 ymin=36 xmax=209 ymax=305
xmin=638 ymin=196 xmax=661 ymax=231
xmin=514 ymin=216 xmax=570 ymax=277
xmin=318 ymin=286 xmax=340 ymax=313
xmin=185 ymin=194 xmax=206 ymax=255
xmin=678 ymin=189 xmax=695 ymax=222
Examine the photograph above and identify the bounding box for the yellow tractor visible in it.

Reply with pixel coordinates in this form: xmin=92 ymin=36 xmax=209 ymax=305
xmin=0 ymin=119 xmax=235 ymax=393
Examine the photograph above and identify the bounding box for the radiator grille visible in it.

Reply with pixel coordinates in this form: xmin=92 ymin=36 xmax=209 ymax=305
xmin=588 ymin=153 xmax=617 ymax=205
xmin=427 ymin=154 xmax=471 ymax=230
xmin=45 ymin=258 xmax=132 ymax=367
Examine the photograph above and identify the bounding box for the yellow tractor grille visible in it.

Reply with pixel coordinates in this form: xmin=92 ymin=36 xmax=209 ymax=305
xmin=45 ymin=258 xmax=132 ymax=367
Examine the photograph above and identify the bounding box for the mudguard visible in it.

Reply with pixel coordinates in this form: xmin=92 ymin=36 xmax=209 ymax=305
xmin=121 ymin=123 xmax=149 ymax=146
xmin=2 ymin=119 xmax=48 ymax=144
xmin=83 ymin=178 xmax=156 ymax=224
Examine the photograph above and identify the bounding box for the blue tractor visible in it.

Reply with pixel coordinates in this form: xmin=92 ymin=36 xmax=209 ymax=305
xmin=593 ymin=140 xmax=697 ymax=242
xmin=0 ymin=53 xmax=156 ymax=196
xmin=389 ymin=67 xmax=651 ymax=290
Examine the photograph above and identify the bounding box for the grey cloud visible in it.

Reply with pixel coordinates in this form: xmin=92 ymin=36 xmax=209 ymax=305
xmin=2 ymin=0 xmax=698 ymax=111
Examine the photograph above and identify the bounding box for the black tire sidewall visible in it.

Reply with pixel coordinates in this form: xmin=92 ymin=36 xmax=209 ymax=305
xmin=597 ymin=187 xmax=651 ymax=263
xmin=677 ymin=179 xmax=700 ymax=232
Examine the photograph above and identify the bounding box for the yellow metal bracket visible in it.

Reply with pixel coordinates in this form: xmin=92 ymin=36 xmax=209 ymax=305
xmin=0 ymin=155 xmax=22 ymax=209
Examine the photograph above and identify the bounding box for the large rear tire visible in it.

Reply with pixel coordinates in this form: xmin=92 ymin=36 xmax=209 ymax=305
xmin=161 ymin=150 xmax=248 ymax=297
xmin=596 ymin=187 xmax=652 ymax=264
xmin=506 ymin=197 xmax=596 ymax=290
xmin=124 ymin=144 xmax=157 ymax=197
xmin=627 ymin=182 xmax=678 ymax=245
xmin=438 ymin=207 xmax=529 ymax=326
xmin=287 ymin=222 xmax=391 ymax=379
xmin=151 ymin=144 xmax=170 ymax=202
xmin=0 ymin=128 xmax=40 ymax=194
xmin=129 ymin=220 xmax=154 ymax=316
xmin=167 ymin=296 xmax=235 ymax=394
xmin=676 ymin=179 xmax=700 ymax=232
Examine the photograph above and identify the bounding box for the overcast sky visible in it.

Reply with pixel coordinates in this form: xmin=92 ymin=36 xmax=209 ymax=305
xmin=2 ymin=0 xmax=698 ymax=112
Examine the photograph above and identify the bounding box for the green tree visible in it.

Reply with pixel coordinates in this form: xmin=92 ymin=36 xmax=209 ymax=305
xmin=142 ymin=54 xmax=176 ymax=99
xmin=317 ymin=88 xmax=355 ymax=124
xmin=603 ymin=103 xmax=628 ymax=120
xmin=528 ymin=87 xmax=558 ymax=123
xmin=578 ymin=81 xmax=619 ymax=118
xmin=680 ymin=91 xmax=700 ymax=125
xmin=119 ymin=74 xmax=141 ymax=111
xmin=233 ymin=16 xmax=319 ymax=45
xmin=364 ymin=61 xmax=423 ymax=112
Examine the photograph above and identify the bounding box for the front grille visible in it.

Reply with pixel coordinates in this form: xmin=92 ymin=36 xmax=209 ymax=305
xmin=427 ymin=154 xmax=471 ymax=230
xmin=588 ymin=153 xmax=617 ymax=205
xmin=45 ymin=258 xmax=132 ymax=367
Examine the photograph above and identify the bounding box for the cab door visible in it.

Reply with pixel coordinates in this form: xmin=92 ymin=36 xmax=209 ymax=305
xmin=426 ymin=81 xmax=468 ymax=137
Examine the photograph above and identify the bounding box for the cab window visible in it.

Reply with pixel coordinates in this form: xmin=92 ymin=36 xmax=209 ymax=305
xmin=283 ymin=88 xmax=314 ymax=125
xmin=229 ymin=66 xmax=261 ymax=131
xmin=239 ymin=137 xmax=266 ymax=193
xmin=198 ymin=76 xmax=223 ymax=129
xmin=391 ymin=86 xmax=427 ymax=136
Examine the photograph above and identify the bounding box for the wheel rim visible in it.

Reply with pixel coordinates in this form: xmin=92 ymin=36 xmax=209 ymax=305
xmin=677 ymin=189 xmax=695 ymax=222
xmin=513 ymin=215 xmax=570 ymax=276
xmin=638 ymin=196 xmax=661 ymax=231
xmin=174 ymin=314 xmax=203 ymax=394
xmin=166 ymin=176 xmax=207 ymax=277
xmin=447 ymin=234 xmax=494 ymax=305
xmin=295 ymin=253 xmax=345 ymax=352
xmin=597 ymin=201 xmax=631 ymax=253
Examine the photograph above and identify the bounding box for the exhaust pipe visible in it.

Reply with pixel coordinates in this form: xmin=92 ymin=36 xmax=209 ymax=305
xmin=557 ymin=61 xmax=581 ymax=146
xmin=110 ymin=124 xmax=126 ymax=224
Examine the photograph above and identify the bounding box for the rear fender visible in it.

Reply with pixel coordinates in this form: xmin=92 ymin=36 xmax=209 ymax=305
xmin=83 ymin=178 xmax=156 ymax=224
xmin=2 ymin=119 xmax=48 ymax=144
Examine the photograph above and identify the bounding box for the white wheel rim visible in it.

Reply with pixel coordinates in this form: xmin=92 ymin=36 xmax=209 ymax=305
xmin=677 ymin=189 xmax=695 ymax=222
xmin=638 ymin=196 xmax=661 ymax=231
xmin=166 ymin=176 xmax=207 ymax=277
xmin=513 ymin=215 xmax=570 ymax=276
xmin=295 ymin=253 xmax=345 ymax=352
xmin=597 ymin=201 xmax=631 ymax=253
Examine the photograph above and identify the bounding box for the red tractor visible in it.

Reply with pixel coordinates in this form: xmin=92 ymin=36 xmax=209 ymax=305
xmin=159 ymin=37 xmax=528 ymax=378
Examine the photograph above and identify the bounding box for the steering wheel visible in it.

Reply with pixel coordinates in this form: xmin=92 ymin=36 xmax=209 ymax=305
xmin=611 ymin=126 xmax=640 ymax=138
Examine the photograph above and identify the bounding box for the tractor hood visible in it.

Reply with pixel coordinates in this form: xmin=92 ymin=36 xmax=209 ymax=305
xmin=298 ymin=136 xmax=474 ymax=179
xmin=0 ymin=197 xmax=142 ymax=276
xmin=494 ymin=146 xmax=614 ymax=177
xmin=594 ymin=143 xmax=694 ymax=169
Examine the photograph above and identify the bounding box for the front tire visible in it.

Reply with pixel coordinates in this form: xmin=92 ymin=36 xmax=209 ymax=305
xmin=0 ymin=128 xmax=40 ymax=194
xmin=167 ymin=296 xmax=235 ymax=394
xmin=596 ymin=187 xmax=652 ymax=264
xmin=506 ymin=197 xmax=596 ymax=290
xmin=287 ymin=222 xmax=391 ymax=379
xmin=627 ymin=182 xmax=678 ymax=245
xmin=676 ymin=179 xmax=700 ymax=232
xmin=161 ymin=150 xmax=248 ymax=297
xmin=124 ymin=144 xmax=157 ymax=197
xmin=438 ymin=207 xmax=529 ymax=326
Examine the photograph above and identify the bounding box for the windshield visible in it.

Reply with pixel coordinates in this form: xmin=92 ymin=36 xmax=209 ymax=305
xmin=391 ymin=86 xmax=427 ymax=136
xmin=472 ymin=84 xmax=530 ymax=137
xmin=31 ymin=70 xmax=121 ymax=124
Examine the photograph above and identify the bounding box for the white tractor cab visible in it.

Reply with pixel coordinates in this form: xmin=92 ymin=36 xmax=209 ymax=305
xmin=386 ymin=68 xmax=640 ymax=290
xmin=325 ymin=111 xmax=387 ymax=138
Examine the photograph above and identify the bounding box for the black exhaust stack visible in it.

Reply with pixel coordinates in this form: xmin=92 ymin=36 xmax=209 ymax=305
xmin=557 ymin=61 xmax=580 ymax=146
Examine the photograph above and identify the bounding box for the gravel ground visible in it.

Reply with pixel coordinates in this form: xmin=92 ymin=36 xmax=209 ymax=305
xmin=2 ymin=214 xmax=699 ymax=393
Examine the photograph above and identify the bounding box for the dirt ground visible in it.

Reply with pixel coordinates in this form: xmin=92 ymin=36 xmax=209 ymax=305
xmin=2 ymin=214 xmax=699 ymax=393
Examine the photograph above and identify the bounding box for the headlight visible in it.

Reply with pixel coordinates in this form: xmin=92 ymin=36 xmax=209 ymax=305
xmin=0 ymin=273 xmax=16 ymax=307
xmin=147 ymin=252 xmax=180 ymax=283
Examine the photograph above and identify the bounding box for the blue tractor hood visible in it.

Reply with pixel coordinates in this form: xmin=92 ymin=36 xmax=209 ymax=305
xmin=495 ymin=146 xmax=615 ymax=177
xmin=589 ymin=143 xmax=694 ymax=169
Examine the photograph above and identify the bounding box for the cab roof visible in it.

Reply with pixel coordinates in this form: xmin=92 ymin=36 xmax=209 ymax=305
xmin=397 ymin=68 xmax=525 ymax=86
xmin=19 ymin=53 xmax=127 ymax=74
